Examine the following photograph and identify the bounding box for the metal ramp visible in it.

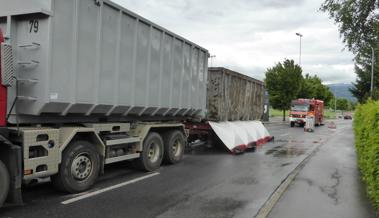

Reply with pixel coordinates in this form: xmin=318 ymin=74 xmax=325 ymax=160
xmin=209 ymin=121 xmax=272 ymax=153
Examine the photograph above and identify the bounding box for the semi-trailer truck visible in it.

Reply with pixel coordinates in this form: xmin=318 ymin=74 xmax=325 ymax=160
xmin=0 ymin=0 xmax=209 ymax=207
xmin=0 ymin=0 xmax=272 ymax=208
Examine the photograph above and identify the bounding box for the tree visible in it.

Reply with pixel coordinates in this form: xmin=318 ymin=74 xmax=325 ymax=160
xmin=329 ymin=97 xmax=353 ymax=111
xmin=337 ymin=98 xmax=350 ymax=110
xmin=320 ymin=0 xmax=379 ymax=54
xmin=350 ymin=47 xmax=379 ymax=102
xmin=321 ymin=0 xmax=379 ymax=102
xmin=350 ymin=65 xmax=373 ymax=103
xmin=298 ymin=74 xmax=334 ymax=103
xmin=265 ymin=59 xmax=303 ymax=121
xmin=297 ymin=74 xmax=313 ymax=99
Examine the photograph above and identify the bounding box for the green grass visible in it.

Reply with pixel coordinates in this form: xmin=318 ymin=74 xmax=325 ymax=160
xmin=269 ymin=108 xmax=283 ymax=117
xmin=324 ymin=109 xmax=336 ymax=119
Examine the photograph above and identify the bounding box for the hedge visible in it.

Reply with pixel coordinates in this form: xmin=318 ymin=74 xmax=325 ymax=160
xmin=353 ymin=100 xmax=379 ymax=208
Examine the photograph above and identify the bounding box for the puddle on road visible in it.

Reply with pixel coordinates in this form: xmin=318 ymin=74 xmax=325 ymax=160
xmin=274 ymin=139 xmax=305 ymax=143
xmin=232 ymin=176 xmax=259 ymax=185
xmin=265 ymin=146 xmax=283 ymax=153
xmin=265 ymin=145 xmax=306 ymax=157
xmin=275 ymin=139 xmax=289 ymax=143
xmin=200 ymin=197 xmax=247 ymax=218
xmin=289 ymin=140 xmax=305 ymax=143
xmin=280 ymin=162 xmax=292 ymax=167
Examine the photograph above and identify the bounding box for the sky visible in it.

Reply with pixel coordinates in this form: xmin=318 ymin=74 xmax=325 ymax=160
xmin=111 ymin=0 xmax=355 ymax=84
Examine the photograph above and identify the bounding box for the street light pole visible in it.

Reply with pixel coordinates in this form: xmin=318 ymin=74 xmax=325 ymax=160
xmin=334 ymin=90 xmax=337 ymax=113
xmin=295 ymin=33 xmax=303 ymax=66
xmin=370 ymin=46 xmax=375 ymax=98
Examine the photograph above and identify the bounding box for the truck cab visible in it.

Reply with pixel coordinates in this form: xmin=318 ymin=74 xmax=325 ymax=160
xmin=289 ymin=99 xmax=324 ymax=127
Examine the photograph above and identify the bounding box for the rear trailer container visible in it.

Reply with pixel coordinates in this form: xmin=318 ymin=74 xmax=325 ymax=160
xmin=0 ymin=0 xmax=208 ymax=206
xmin=187 ymin=68 xmax=272 ymax=153
xmin=207 ymin=67 xmax=265 ymax=121
xmin=0 ymin=0 xmax=208 ymax=124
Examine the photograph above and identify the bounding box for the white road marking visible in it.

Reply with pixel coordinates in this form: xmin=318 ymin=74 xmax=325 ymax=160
xmin=61 ymin=172 xmax=160 ymax=205
xmin=279 ymin=133 xmax=289 ymax=137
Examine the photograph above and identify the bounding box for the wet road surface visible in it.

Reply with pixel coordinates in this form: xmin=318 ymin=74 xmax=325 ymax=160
xmin=0 ymin=119 xmax=375 ymax=218
xmin=269 ymin=120 xmax=378 ymax=218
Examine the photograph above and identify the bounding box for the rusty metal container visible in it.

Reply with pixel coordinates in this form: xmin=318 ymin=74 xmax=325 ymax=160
xmin=207 ymin=67 xmax=265 ymax=121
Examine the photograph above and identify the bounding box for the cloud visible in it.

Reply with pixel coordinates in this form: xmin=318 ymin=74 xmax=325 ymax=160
xmin=307 ymin=64 xmax=355 ymax=84
xmin=260 ymin=0 xmax=304 ymax=8
xmin=111 ymin=0 xmax=355 ymax=84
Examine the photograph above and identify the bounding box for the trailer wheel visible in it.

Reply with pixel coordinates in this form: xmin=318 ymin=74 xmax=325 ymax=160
xmin=0 ymin=160 xmax=9 ymax=206
xmin=134 ymin=132 xmax=163 ymax=171
xmin=52 ymin=141 xmax=100 ymax=193
xmin=163 ymin=130 xmax=185 ymax=164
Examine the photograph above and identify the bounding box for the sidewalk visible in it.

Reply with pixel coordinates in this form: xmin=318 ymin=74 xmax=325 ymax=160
xmin=268 ymin=121 xmax=378 ymax=218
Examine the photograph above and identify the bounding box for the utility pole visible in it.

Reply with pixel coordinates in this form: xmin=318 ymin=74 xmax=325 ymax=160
xmin=295 ymin=33 xmax=303 ymax=66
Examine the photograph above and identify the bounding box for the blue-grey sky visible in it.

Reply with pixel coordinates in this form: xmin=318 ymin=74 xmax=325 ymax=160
xmin=111 ymin=0 xmax=355 ymax=84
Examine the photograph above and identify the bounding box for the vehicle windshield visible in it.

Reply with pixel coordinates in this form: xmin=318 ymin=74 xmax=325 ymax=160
xmin=291 ymin=104 xmax=309 ymax=112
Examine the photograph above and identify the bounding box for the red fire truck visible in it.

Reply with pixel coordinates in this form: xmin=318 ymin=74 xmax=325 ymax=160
xmin=289 ymin=99 xmax=324 ymax=127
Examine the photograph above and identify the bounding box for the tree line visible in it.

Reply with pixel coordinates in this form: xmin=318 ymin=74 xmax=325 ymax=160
xmin=265 ymin=59 xmax=338 ymax=121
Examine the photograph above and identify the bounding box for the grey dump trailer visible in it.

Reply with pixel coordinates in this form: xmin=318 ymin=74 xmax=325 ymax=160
xmin=0 ymin=0 xmax=208 ymax=206
xmin=187 ymin=67 xmax=272 ymax=153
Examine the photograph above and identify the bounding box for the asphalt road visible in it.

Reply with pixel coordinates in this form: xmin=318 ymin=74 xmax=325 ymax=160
xmin=0 ymin=119 xmax=375 ymax=218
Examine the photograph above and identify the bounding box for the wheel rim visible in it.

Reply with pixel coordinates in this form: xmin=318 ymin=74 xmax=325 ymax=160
xmin=172 ymin=139 xmax=182 ymax=157
xmin=71 ymin=152 xmax=93 ymax=181
xmin=147 ymin=142 xmax=160 ymax=163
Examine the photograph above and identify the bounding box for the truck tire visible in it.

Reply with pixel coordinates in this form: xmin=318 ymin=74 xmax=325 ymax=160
xmin=163 ymin=130 xmax=185 ymax=164
xmin=133 ymin=132 xmax=163 ymax=171
xmin=0 ymin=160 xmax=9 ymax=207
xmin=290 ymin=122 xmax=295 ymax=127
xmin=52 ymin=141 xmax=100 ymax=193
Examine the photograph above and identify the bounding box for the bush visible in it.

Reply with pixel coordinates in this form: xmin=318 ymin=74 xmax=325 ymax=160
xmin=354 ymin=100 xmax=379 ymax=208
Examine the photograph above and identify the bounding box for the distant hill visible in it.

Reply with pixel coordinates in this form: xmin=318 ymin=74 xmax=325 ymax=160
xmin=327 ymin=83 xmax=357 ymax=102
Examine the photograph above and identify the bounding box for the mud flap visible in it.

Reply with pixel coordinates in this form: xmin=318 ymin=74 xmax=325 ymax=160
xmin=0 ymin=135 xmax=23 ymax=205
xmin=208 ymin=121 xmax=272 ymax=154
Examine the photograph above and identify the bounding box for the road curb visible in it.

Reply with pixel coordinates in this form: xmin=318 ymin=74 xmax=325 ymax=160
xmin=254 ymin=141 xmax=324 ymax=218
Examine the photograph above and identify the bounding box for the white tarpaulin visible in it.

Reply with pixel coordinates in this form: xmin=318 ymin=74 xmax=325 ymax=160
xmin=208 ymin=121 xmax=272 ymax=153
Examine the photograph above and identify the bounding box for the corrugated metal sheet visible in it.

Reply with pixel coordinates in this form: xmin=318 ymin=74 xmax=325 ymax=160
xmin=207 ymin=67 xmax=265 ymax=121
xmin=0 ymin=0 xmax=208 ymax=123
